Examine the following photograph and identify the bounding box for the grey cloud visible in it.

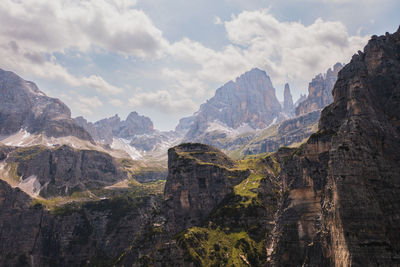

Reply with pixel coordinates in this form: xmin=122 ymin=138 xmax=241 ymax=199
xmin=23 ymin=52 xmax=46 ymax=65
xmin=8 ymin=41 xmax=19 ymax=53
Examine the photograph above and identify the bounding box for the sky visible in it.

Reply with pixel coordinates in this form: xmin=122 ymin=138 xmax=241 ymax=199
xmin=0 ymin=0 xmax=399 ymax=130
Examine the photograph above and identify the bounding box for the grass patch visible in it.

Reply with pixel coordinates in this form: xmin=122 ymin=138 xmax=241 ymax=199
xmin=176 ymin=227 xmax=266 ymax=267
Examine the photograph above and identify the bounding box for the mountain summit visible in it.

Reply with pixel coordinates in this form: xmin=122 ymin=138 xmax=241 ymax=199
xmin=282 ymin=83 xmax=294 ymax=116
xmin=0 ymin=69 xmax=92 ymax=141
xmin=199 ymin=68 xmax=281 ymax=129
xmin=183 ymin=68 xmax=282 ymax=142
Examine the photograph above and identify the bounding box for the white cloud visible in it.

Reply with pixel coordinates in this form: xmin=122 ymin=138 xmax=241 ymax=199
xmin=0 ymin=0 xmax=166 ymax=97
xmin=128 ymin=90 xmax=196 ymax=114
xmin=73 ymin=96 xmax=103 ymax=115
xmin=214 ymin=16 xmax=223 ymax=25
xmin=109 ymin=98 xmax=124 ymax=107
xmin=0 ymin=0 xmax=167 ymax=58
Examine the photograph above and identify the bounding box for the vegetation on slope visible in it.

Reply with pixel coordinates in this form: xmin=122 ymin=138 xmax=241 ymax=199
xmin=176 ymin=152 xmax=282 ymax=266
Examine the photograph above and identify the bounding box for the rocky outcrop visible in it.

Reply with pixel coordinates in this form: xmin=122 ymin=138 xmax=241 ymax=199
xmin=283 ymin=83 xmax=294 ymax=116
xmin=185 ymin=68 xmax=282 ymax=141
xmin=164 ymin=143 xmax=249 ymax=233
xmin=75 ymin=112 xmax=154 ymax=145
xmin=242 ymin=110 xmax=320 ymax=155
xmin=295 ymin=63 xmax=343 ymax=116
xmin=0 ymin=69 xmax=93 ymax=141
xmin=175 ymin=116 xmax=195 ymax=134
xmin=0 ymin=179 xmax=161 ymax=267
xmin=3 ymin=145 xmax=127 ymax=197
xmin=294 ymin=93 xmax=307 ymax=108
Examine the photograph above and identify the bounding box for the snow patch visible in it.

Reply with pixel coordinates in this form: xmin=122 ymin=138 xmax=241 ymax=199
xmin=206 ymin=120 xmax=256 ymax=138
xmin=271 ymin=117 xmax=277 ymax=126
xmin=111 ymin=138 xmax=143 ymax=160
xmin=18 ymin=175 xmax=42 ymax=197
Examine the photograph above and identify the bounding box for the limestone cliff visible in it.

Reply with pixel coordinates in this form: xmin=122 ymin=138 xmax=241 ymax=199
xmin=296 ymin=63 xmax=343 ymax=116
xmin=0 ymin=179 xmax=162 ymax=266
xmin=269 ymin=28 xmax=400 ymax=266
xmin=1 ymin=145 xmax=127 ymax=198
xmin=164 ymin=143 xmax=249 ymax=233
xmin=0 ymin=69 xmax=92 ymax=141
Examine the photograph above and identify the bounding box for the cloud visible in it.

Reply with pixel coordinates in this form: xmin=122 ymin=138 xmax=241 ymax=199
xmin=109 ymin=98 xmax=124 ymax=107
xmin=0 ymin=41 xmax=123 ymax=95
xmin=128 ymin=90 xmax=196 ymax=114
xmin=0 ymin=0 xmax=167 ymax=58
xmin=0 ymin=0 xmax=166 ymax=98
xmin=61 ymin=92 xmax=103 ymax=115
xmin=214 ymin=16 xmax=223 ymax=25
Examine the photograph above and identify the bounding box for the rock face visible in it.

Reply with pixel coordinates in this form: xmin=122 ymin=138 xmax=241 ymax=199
xmin=243 ymin=110 xmax=320 ymax=155
xmin=75 ymin=111 xmax=154 ymax=145
xmin=175 ymin=116 xmax=195 ymax=134
xmin=0 ymin=69 xmax=93 ymax=141
xmin=164 ymin=143 xmax=249 ymax=232
xmin=184 ymin=68 xmax=282 ymax=141
xmin=295 ymin=63 xmax=343 ymax=116
xmin=119 ymin=112 xmax=154 ymax=139
xmin=0 ymin=179 xmax=160 ymax=267
xmin=3 ymin=145 xmax=127 ymax=197
xmin=269 ymin=28 xmax=400 ymax=266
xmin=294 ymin=93 xmax=307 ymax=107
xmin=283 ymin=83 xmax=294 ymax=116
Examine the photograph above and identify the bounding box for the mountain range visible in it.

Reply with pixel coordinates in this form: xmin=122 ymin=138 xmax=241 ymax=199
xmin=0 ymin=25 xmax=399 ymax=267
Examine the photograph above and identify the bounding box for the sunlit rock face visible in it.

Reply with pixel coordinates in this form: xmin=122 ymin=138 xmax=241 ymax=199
xmin=295 ymin=62 xmax=343 ymax=116
xmin=164 ymin=143 xmax=249 ymax=233
xmin=270 ymin=28 xmax=400 ymax=266
xmin=184 ymin=68 xmax=282 ymax=139
xmin=0 ymin=69 xmax=92 ymax=141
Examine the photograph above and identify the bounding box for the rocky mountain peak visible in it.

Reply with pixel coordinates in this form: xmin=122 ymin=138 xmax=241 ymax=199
xmin=119 ymin=111 xmax=154 ymax=138
xmin=184 ymin=68 xmax=282 ymax=142
xmin=0 ymin=69 xmax=92 ymax=141
xmin=283 ymin=83 xmax=294 ymax=115
xmin=75 ymin=111 xmax=154 ymax=145
xmin=295 ymin=62 xmax=343 ymax=116
xmin=319 ymin=28 xmax=400 ymax=134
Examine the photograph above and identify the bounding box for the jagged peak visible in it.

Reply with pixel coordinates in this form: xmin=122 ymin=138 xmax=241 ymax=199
xmin=236 ymin=67 xmax=269 ymax=81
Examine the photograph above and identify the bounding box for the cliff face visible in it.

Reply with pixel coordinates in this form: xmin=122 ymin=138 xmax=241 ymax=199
xmin=243 ymin=110 xmax=320 ymax=155
xmin=296 ymin=63 xmax=343 ymax=116
xmin=2 ymin=145 xmax=127 ymax=198
xmin=269 ymin=28 xmax=400 ymax=266
xmin=0 ymin=179 xmax=162 ymax=267
xmin=164 ymin=143 xmax=249 ymax=233
xmin=0 ymin=69 xmax=92 ymax=141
